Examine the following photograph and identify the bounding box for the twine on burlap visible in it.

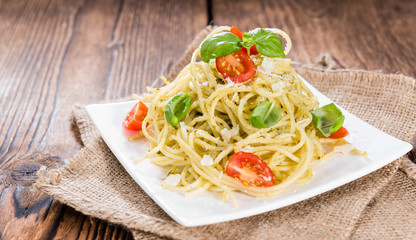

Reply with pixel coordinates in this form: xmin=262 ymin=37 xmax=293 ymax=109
xmin=35 ymin=26 xmax=416 ymax=240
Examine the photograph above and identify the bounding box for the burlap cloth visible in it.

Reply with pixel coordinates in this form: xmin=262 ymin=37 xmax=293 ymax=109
xmin=35 ymin=26 xmax=416 ymax=239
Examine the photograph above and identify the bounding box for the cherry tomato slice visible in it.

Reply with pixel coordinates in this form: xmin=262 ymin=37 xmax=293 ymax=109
xmin=230 ymin=27 xmax=259 ymax=55
xmin=122 ymin=101 xmax=148 ymax=131
xmin=216 ymin=49 xmax=257 ymax=83
xmin=225 ymin=152 xmax=275 ymax=187
xmin=328 ymin=126 xmax=349 ymax=139
xmin=230 ymin=26 xmax=244 ymax=38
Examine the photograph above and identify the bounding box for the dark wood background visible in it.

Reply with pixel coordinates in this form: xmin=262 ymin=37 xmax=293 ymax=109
xmin=0 ymin=0 xmax=415 ymax=239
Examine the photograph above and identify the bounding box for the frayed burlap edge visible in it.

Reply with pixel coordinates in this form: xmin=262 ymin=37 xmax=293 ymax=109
xmin=35 ymin=142 xmax=206 ymax=240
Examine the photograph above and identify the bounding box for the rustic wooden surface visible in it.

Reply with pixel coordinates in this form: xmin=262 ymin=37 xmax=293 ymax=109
xmin=0 ymin=0 xmax=415 ymax=239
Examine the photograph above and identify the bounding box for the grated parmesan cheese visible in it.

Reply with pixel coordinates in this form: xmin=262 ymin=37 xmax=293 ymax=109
xmin=334 ymin=144 xmax=354 ymax=154
xmin=260 ymin=57 xmax=275 ymax=74
xmin=271 ymin=81 xmax=288 ymax=92
xmin=163 ymin=174 xmax=181 ymax=186
xmin=221 ymin=125 xmax=239 ymax=143
xmin=201 ymin=155 xmax=214 ymax=166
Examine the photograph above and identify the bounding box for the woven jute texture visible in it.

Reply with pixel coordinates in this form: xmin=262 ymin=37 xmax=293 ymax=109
xmin=35 ymin=26 xmax=416 ymax=240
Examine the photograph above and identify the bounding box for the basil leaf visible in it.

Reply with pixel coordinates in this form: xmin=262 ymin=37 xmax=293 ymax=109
xmin=249 ymin=28 xmax=285 ymax=58
xmin=311 ymin=103 xmax=345 ymax=137
xmin=165 ymin=93 xmax=192 ymax=126
xmin=200 ymin=32 xmax=243 ymax=62
xmin=249 ymin=101 xmax=281 ymax=128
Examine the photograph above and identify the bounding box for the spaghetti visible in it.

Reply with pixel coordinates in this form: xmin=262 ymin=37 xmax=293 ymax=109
xmin=137 ymin=26 xmax=348 ymax=199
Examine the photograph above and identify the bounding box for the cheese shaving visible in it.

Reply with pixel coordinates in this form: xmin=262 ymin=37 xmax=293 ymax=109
xmin=220 ymin=125 xmax=239 ymax=143
xmin=201 ymin=155 xmax=214 ymax=166
xmin=163 ymin=174 xmax=181 ymax=186
xmin=334 ymin=144 xmax=354 ymax=154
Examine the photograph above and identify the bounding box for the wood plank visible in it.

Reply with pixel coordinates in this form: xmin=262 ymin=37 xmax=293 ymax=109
xmin=2 ymin=0 xmax=413 ymax=238
xmin=0 ymin=0 xmax=207 ymax=239
xmin=105 ymin=0 xmax=208 ymax=99
xmin=0 ymin=0 xmax=122 ymax=238
xmin=212 ymin=0 xmax=416 ymax=77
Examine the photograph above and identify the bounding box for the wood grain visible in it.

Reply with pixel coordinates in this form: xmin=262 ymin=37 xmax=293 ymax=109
xmin=0 ymin=0 xmax=415 ymax=239
xmin=0 ymin=0 xmax=206 ymax=239
xmin=212 ymin=0 xmax=416 ymax=77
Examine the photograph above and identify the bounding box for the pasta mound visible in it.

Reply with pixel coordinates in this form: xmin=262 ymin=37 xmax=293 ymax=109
xmin=141 ymin=26 xmax=325 ymax=198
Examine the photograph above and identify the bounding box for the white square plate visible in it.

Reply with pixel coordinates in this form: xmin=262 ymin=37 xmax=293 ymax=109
xmin=86 ymin=77 xmax=412 ymax=227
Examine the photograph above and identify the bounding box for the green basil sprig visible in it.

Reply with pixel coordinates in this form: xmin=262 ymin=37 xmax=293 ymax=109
xmin=165 ymin=93 xmax=192 ymax=126
xmin=249 ymin=101 xmax=281 ymax=128
xmin=200 ymin=32 xmax=243 ymax=63
xmin=243 ymin=28 xmax=285 ymax=58
xmin=311 ymin=103 xmax=345 ymax=137
xmin=200 ymin=28 xmax=285 ymax=62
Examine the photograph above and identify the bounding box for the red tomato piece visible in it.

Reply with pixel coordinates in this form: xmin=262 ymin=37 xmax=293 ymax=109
xmin=328 ymin=126 xmax=349 ymax=139
xmin=122 ymin=101 xmax=148 ymax=131
xmin=225 ymin=152 xmax=275 ymax=187
xmin=230 ymin=26 xmax=243 ymax=38
xmin=230 ymin=27 xmax=259 ymax=55
xmin=216 ymin=49 xmax=257 ymax=83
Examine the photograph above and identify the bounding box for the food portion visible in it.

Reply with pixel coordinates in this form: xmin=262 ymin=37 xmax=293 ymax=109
xmin=123 ymin=26 xmax=364 ymax=199
xmin=122 ymin=101 xmax=148 ymax=131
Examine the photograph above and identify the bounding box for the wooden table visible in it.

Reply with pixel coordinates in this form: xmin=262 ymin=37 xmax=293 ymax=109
xmin=1 ymin=0 xmax=415 ymax=238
